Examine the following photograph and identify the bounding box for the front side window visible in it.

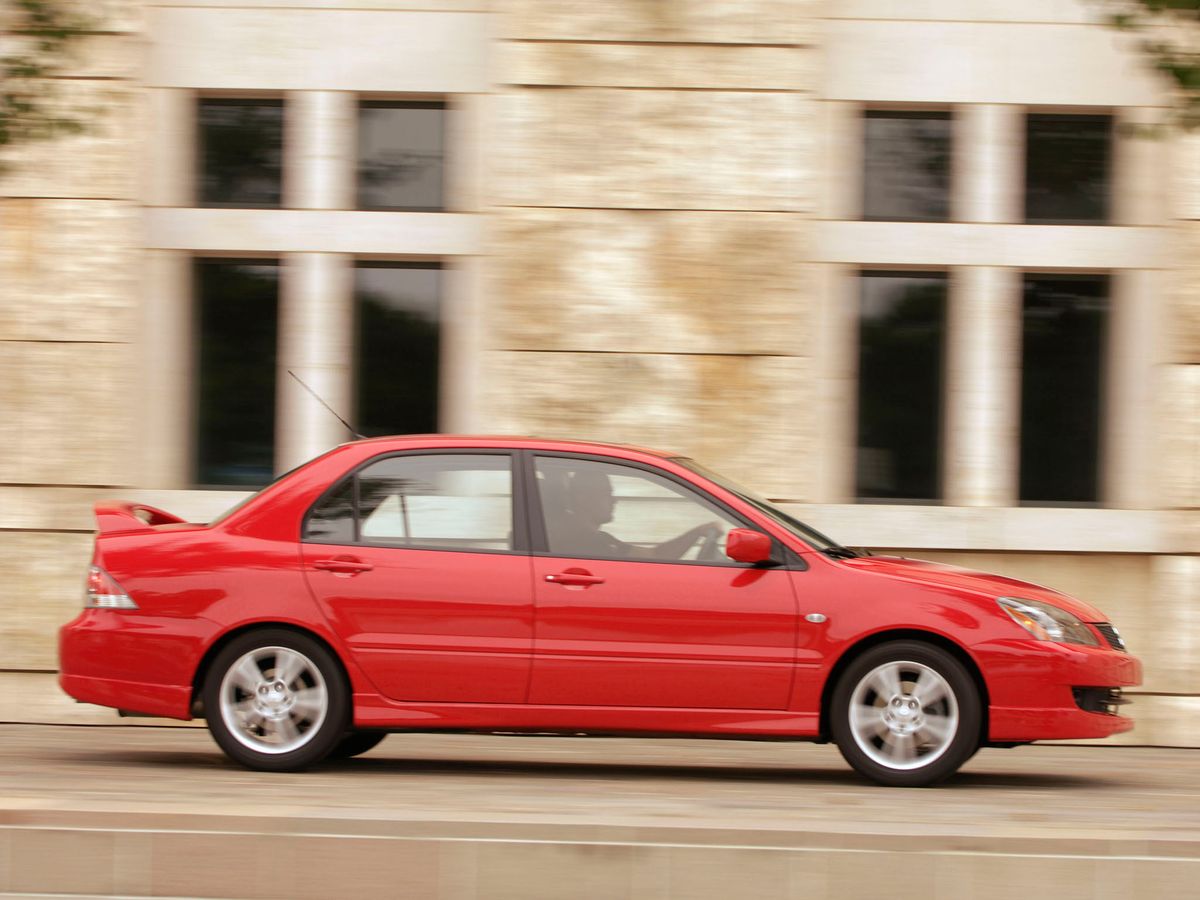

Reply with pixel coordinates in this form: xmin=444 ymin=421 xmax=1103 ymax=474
xmin=195 ymin=258 xmax=279 ymax=487
xmin=856 ymin=271 xmax=947 ymax=502
xmin=1024 ymin=113 xmax=1112 ymax=224
xmin=197 ymin=98 xmax=284 ymax=208
xmin=534 ymin=457 xmax=742 ymax=563
xmin=862 ymin=110 xmax=951 ymax=222
xmin=305 ymin=454 xmax=513 ymax=552
xmin=357 ymin=100 xmax=445 ymax=211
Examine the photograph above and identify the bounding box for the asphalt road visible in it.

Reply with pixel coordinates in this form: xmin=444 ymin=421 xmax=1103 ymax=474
xmin=1 ymin=724 xmax=1198 ymax=844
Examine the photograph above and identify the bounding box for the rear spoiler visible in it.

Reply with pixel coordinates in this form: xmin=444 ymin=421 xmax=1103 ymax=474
xmin=94 ymin=501 xmax=187 ymax=536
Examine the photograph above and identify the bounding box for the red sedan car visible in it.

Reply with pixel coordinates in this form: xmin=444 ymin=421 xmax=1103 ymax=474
xmin=60 ymin=436 xmax=1140 ymax=786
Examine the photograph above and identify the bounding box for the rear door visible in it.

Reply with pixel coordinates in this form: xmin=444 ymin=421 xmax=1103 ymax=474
xmin=301 ymin=451 xmax=533 ymax=703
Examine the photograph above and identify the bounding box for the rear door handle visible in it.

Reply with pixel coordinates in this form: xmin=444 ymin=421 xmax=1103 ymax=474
xmin=545 ymin=572 xmax=605 ymax=586
xmin=313 ymin=558 xmax=374 ymax=575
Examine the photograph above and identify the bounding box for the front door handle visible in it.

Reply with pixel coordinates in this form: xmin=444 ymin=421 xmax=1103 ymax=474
xmin=313 ymin=557 xmax=374 ymax=575
xmin=545 ymin=571 xmax=605 ymax=586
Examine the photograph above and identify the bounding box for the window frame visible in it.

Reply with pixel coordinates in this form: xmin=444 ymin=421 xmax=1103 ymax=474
xmin=301 ymin=449 xmax=528 ymax=555
xmin=522 ymin=451 xmax=805 ymax=570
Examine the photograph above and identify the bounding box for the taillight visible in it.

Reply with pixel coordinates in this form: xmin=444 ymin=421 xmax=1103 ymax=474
xmin=85 ymin=566 xmax=137 ymax=609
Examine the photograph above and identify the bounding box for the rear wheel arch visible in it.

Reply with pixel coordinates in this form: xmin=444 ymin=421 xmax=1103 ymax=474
xmin=819 ymin=629 xmax=990 ymax=743
xmin=190 ymin=622 xmax=352 ymax=718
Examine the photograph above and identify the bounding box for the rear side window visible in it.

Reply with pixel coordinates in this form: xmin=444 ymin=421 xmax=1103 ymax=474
xmin=303 ymin=453 xmax=514 ymax=552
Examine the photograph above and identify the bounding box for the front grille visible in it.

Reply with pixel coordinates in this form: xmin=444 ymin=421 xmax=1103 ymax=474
xmin=1093 ymin=622 xmax=1126 ymax=651
xmin=1073 ymin=686 xmax=1129 ymax=715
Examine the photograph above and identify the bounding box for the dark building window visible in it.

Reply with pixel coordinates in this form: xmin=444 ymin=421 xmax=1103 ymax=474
xmin=197 ymin=99 xmax=284 ymax=208
xmin=357 ymin=101 xmax=445 ymax=211
xmin=1020 ymin=275 xmax=1109 ymax=504
xmin=856 ymin=271 xmax=947 ymax=502
xmin=862 ymin=110 xmax=952 ymax=222
xmin=1024 ymin=114 xmax=1112 ymax=224
xmin=355 ymin=262 xmax=442 ymax=437
xmin=194 ymin=259 xmax=279 ymax=487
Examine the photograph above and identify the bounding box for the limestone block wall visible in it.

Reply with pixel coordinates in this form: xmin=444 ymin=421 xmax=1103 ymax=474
xmin=479 ymin=1 xmax=819 ymax=500
xmin=0 ymin=0 xmax=143 ymax=677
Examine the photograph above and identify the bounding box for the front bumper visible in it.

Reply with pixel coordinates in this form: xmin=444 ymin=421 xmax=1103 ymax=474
xmin=972 ymin=639 xmax=1143 ymax=742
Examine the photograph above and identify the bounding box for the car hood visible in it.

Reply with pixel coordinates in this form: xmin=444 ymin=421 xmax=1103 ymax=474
xmin=839 ymin=555 xmax=1108 ymax=622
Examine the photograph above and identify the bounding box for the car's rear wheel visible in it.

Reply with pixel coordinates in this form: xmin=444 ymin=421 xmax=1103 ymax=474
xmin=329 ymin=731 xmax=387 ymax=760
xmin=831 ymin=640 xmax=980 ymax=787
xmin=203 ymin=629 xmax=349 ymax=772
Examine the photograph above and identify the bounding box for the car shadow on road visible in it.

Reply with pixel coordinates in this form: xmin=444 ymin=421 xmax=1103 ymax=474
xmin=73 ymin=748 xmax=1121 ymax=790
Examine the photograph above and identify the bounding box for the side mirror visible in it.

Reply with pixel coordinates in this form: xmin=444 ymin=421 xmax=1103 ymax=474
xmin=725 ymin=528 xmax=773 ymax=564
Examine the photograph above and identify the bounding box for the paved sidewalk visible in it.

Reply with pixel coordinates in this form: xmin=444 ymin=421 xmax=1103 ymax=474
xmin=1 ymin=724 xmax=1198 ymax=898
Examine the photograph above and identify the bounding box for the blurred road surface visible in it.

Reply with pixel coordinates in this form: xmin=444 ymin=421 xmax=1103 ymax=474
xmin=1 ymin=724 xmax=1198 ymax=898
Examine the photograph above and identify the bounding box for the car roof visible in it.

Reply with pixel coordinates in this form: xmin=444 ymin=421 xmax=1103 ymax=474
xmin=341 ymin=434 xmax=679 ymax=459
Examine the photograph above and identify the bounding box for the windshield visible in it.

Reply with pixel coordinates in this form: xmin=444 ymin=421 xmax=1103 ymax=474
xmin=673 ymin=458 xmax=841 ymax=552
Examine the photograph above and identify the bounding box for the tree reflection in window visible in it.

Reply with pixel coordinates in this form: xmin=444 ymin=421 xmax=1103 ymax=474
xmin=197 ymin=99 xmax=283 ymax=208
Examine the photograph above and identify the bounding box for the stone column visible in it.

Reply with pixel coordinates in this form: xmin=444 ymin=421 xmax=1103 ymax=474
xmin=811 ymin=264 xmax=859 ymax=503
xmin=955 ymin=104 xmax=1022 ymax=224
xmin=276 ymin=92 xmax=357 ymax=473
xmin=944 ymin=267 xmax=1021 ymax=507
xmin=139 ymin=251 xmax=194 ymax=487
xmin=143 ymin=89 xmax=196 ymax=208
xmin=285 ymin=91 xmax=356 ymax=211
xmin=1105 ymin=269 xmax=1163 ymax=508
xmin=944 ymin=105 xmax=1023 ymax=506
xmin=276 ymin=253 xmax=355 ymax=473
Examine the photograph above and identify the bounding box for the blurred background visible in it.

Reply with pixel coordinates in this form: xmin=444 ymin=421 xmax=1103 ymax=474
xmin=0 ymin=0 xmax=1196 ymax=742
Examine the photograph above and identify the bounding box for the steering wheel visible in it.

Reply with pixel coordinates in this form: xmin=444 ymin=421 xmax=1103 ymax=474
xmin=695 ymin=524 xmax=724 ymax=562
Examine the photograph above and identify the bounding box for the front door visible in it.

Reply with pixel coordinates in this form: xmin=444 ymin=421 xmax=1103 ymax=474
xmin=301 ymin=451 xmax=532 ymax=704
xmin=527 ymin=454 xmax=798 ymax=710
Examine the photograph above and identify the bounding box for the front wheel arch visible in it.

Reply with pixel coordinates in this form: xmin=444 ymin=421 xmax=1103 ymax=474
xmin=190 ymin=622 xmax=351 ymax=719
xmin=819 ymin=629 xmax=990 ymax=744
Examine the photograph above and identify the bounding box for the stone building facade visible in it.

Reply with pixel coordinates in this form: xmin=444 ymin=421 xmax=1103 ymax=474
xmin=1 ymin=0 xmax=1197 ymax=743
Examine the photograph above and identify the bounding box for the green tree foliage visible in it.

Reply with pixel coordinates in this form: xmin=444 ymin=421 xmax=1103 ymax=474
xmin=1102 ymin=0 xmax=1200 ymax=128
xmin=0 ymin=0 xmax=90 ymax=151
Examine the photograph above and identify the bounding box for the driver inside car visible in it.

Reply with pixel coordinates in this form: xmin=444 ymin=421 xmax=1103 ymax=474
xmin=557 ymin=468 xmax=723 ymax=560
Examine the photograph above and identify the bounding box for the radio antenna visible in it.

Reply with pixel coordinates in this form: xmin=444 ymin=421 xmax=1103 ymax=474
xmin=287 ymin=369 xmax=365 ymax=440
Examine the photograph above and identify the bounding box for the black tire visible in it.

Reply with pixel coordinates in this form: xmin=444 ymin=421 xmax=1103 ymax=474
xmin=830 ymin=640 xmax=981 ymax=788
xmin=203 ymin=628 xmax=350 ymax=772
xmin=328 ymin=731 xmax=387 ymax=760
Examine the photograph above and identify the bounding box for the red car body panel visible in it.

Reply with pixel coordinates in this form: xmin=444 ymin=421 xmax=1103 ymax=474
xmin=59 ymin=436 xmax=1142 ymax=743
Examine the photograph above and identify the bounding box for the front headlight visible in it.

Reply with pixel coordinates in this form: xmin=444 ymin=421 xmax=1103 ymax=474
xmin=997 ymin=597 xmax=1098 ymax=647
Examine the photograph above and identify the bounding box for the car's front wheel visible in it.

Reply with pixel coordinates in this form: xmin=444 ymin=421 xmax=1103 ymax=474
xmin=203 ymin=629 xmax=350 ymax=771
xmin=830 ymin=640 xmax=980 ymax=787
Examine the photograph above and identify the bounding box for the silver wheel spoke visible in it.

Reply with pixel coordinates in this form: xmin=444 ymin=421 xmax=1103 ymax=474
xmin=911 ymin=669 xmax=948 ymax=708
xmin=867 ymin=663 xmax=904 ymax=701
xmin=230 ymin=657 xmax=263 ymax=694
xmin=291 ymin=688 xmax=325 ymax=721
xmin=273 ymin=649 xmax=303 ymax=688
xmin=883 ymin=732 xmax=917 ymax=763
xmin=270 ymin=715 xmax=301 ymax=745
xmin=851 ymin=704 xmax=887 ymax=739
xmin=918 ymin=714 xmax=955 ymax=747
